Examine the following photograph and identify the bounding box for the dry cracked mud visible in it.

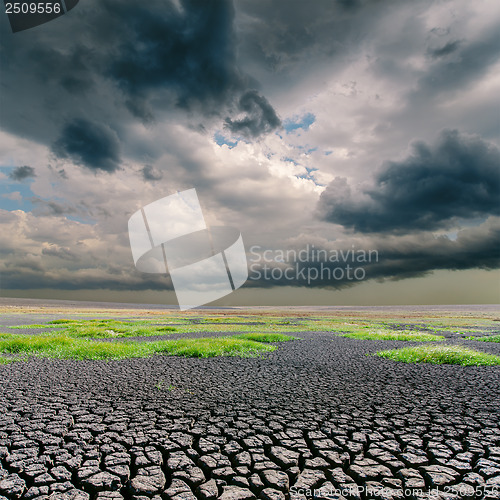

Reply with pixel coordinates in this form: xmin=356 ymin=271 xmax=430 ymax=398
xmin=0 ymin=312 xmax=499 ymax=500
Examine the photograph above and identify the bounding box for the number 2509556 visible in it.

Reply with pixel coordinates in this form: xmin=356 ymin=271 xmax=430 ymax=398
xmin=5 ymin=2 xmax=62 ymax=14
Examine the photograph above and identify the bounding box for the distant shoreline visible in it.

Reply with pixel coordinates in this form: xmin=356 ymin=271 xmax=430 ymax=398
xmin=0 ymin=296 xmax=498 ymax=314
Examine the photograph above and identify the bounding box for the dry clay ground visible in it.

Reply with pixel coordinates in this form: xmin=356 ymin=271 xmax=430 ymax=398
xmin=0 ymin=301 xmax=499 ymax=500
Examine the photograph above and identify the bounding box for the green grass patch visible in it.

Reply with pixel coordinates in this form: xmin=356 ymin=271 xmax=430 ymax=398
xmin=26 ymin=319 xmax=180 ymax=339
xmin=375 ymin=345 xmax=500 ymax=366
xmin=0 ymin=333 xmax=275 ymax=361
xmin=8 ymin=316 xmax=393 ymax=336
xmin=48 ymin=319 xmax=80 ymax=324
xmin=467 ymin=335 xmax=500 ymax=343
xmin=233 ymin=333 xmax=296 ymax=343
xmin=341 ymin=329 xmax=444 ymax=342
xmin=0 ymin=356 xmax=17 ymax=364
xmin=7 ymin=317 xmax=307 ymax=336
xmin=0 ymin=334 xmax=149 ymax=360
xmin=151 ymin=337 xmax=275 ymax=358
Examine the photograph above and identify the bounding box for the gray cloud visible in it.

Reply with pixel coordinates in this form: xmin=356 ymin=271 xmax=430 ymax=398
xmin=41 ymin=245 xmax=77 ymax=261
xmin=427 ymin=40 xmax=462 ymax=59
xmin=415 ymin=27 xmax=500 ymax=99
xmin=246 ymin=218 xmax=500 ymax=290
xmin=27 ymin=44 xmax=96 ymax=96
xmin=224 ymin=90 xmax=281 ymax=138
xmin=9 ymin=165 xmax=36 ymax=181
xmin=318 ymin=130 xmax=500 ymax=233
xmin=52 ymin=119 xmax=121 ymax=172
xmin=3 ymin=215 xmax=497 ymax=293
xmin=31 ymin=198 xmax=77 ymax=217
xmin=235 ymin=0 xmax=398 ymax=73
xmin=0 ymin=264 xmax=172 ymax=291
xmin=141 ymin=165 xmax=163 ymax=182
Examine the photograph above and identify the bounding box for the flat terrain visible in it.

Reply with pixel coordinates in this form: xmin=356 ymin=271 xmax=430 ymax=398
xmin=0 ymin=299 xmax=499 ymax=500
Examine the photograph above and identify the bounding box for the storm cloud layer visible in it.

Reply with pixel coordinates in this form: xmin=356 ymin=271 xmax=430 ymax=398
xmin=0 ymin=0 xmax=282 ymax=154
xmin=246 ymin=217 xmax=500 ymax=291
xmin=103 ymin=0 xmax=244 ymax=116
xmin=1 ymin=0 xmax=499 ymax=303
xmin=319 ymin=130 xmax=500 ymax=233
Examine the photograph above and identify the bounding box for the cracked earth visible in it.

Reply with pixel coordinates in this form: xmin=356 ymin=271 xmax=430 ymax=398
xmin=0 ymin=305 xmax=499 ymax=500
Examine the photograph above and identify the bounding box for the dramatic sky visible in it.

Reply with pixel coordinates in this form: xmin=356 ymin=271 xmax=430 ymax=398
xmin=1 ymin=0 xmax=499 ymax=306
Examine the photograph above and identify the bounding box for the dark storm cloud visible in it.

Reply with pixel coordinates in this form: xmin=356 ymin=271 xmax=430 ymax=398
xmin=26 ymin=44 xmax=96 ymax=95
xmin=104 ymin=0 xmax=239 ymax=108
xmin=52 ymin=119 xmax=121 ymax=172
xmin=4 ymin=221 xmax=499 ymax=292
xmin=102 ymin=0 xmax=280 ymax=133
xmin=9 ymin=166 xmax=36 ymax=181
xmin=0 ymin=0 xmax=281 ymax=147
xmin=318 ymin=130 xmax=500 ymax=233
xmin=371 ymin=222 xmax=500 ymax=279
xmin=224 ymin=90 xmax=281 ymax=138
xmin=0 ymin=246 xmax=174 ymax=291
xmin=246 ymin=218 xmax=500 ymax=290
xmin=141 ymin=165 xmax=163 ymax=182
